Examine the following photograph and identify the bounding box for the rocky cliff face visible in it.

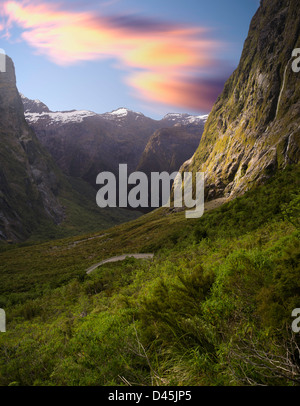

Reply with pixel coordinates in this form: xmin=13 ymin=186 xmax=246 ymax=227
xmin=137 ymin=120 xmax=207 ymax=175
xmin=0 ymin=56 xmax=65 ymax=241
xmin=187 ymin=0 xmax=300 ymax=200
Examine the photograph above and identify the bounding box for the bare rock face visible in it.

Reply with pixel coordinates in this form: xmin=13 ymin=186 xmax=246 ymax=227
xmin=187 ymin=0 xmax=300 ymax=200
xmin=137 ymin=120 xmax=207 ymax=175
xmin=0 ymin=56 xmax=64 ymax=241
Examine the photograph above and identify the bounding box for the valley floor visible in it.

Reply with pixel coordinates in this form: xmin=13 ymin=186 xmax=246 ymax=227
xmin=0 ymin=165 xmax=299 ymax=386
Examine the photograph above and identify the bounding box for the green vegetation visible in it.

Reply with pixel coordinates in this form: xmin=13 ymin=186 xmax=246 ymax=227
xmin=0 ymin=164 xmax=299 ymax=386
xmin=26 ymin=176 xmax=141 ymax=243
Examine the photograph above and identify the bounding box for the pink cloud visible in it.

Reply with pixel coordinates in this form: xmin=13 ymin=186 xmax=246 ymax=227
xmin=2 ymin=0 xmax=226 ymax=112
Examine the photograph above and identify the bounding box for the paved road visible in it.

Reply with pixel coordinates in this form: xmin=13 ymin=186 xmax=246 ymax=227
xmin=86 ymin=253 xmax=154 ymax=274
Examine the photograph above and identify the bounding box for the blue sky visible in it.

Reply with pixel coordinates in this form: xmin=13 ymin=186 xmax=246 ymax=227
xmin=0 ymin=0 xmax=259 ymax=119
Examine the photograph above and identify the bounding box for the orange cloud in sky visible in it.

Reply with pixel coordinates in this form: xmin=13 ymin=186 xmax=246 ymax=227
xmin=1 ymin=0 xmax=226 ymax=112
xmin=128 ymin=71 xmax=225 ymax=111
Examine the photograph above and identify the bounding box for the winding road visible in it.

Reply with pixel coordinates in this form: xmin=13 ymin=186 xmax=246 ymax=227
xmin=86 ymin=253 xmax=154 ymax=275
xmin=85 ymin=198 xmax=228 ymax=275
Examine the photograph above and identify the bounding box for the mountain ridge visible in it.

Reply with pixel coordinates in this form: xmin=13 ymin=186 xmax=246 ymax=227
xmin=21 ymin=94 xmax=209 ymax=124
xmin=21 ymin=95 xmax=208 ymax=188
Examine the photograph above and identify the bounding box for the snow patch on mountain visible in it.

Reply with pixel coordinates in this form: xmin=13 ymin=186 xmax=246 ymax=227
xmin=102 ymin=108 xmax=144 ymax=120
xmin=186 ymin=114 xmax=209 ymax=124
xmin=25 ymin=110 xmax=97 ymax=125
xmin=21 ymin=94 xmax=209 ymax=127
xmin=164 ymin=113 xmax=209 ymax=125
xmin=109 ymin=108 xmax=129 ymax=117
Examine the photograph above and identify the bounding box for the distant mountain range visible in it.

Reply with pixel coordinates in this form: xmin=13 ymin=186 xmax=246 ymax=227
xmin=0 ymin=65 xmax=207 ymax=241
xmin=21 ymin=94 xmax=207 ymax=187
xmin=21 ymin=95 xmax=208 ymax=127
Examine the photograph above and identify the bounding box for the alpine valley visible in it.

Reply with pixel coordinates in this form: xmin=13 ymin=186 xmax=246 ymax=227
xmin=0 ymin=0 xmax=299 ymax=387
xmin=21 ymin=94 xmax=207 ymax=189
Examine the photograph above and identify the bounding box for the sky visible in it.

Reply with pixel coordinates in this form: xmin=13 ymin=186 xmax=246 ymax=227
xmin=0 ymin=0 xmax=260 ymax=119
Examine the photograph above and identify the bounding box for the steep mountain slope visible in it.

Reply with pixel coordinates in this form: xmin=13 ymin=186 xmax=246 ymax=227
xmin=0 ymin=56 xmax=65 ymax=241
xmin=186 ymin=0 xmax=300 ymax=200
xmin=0 ymin=57 xmax=139 ymax=242
xmin=22 ymin=96 xmax=209 ymax=187
xmin=137 ymin=119 xmax=207 ymax=175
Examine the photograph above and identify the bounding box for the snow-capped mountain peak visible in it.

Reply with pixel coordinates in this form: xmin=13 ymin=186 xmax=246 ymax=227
xmin=20 ymin=94 xmax=209 ymax=129
xmin=109 ymin=108 xmax=130 ymax=117
xmin=20 ymin=93 xmax=98 ymax=125
xmin=25 ymin=110 xmax=98 ymax=125
xmin=103 ymin=107 xmax=145 ymax=120
xmin=163 ymin=112 xmax=209 ymax=126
